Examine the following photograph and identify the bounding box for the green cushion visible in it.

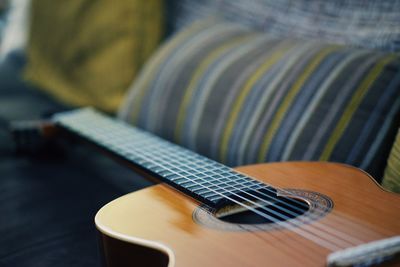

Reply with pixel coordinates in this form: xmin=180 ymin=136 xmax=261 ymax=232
xmin=119 ymin=20 xmax=400 ymax=180
xmin=25 ymin=0 xmax=164 ymax=113
xmin=383 ymin=129 xmax=400 ymax=192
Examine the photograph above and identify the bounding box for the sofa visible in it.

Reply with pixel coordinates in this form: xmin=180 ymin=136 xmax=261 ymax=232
xmin=0 ymin=1 xmax=399 ymax=266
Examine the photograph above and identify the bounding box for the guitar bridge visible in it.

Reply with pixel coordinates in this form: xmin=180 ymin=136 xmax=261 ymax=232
xmin=327 ymin=236 xmax=400 ymax=267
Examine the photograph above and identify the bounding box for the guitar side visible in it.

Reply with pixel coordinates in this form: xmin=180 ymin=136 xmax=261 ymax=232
xmin=95 ymin=162 xmax=400 ymax=267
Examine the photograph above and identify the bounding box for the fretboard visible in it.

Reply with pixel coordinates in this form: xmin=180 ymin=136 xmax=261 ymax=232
xmin=53 ymin=108 xmax=274 ymax=207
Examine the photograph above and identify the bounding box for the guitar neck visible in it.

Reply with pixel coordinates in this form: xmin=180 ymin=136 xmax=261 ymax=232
xmin=52 ymin=109 xmax=400 ymax=267
xmin=53 ymin=108 xmax=274 ymax=208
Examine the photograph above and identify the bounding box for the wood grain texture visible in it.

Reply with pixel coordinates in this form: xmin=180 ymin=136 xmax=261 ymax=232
xmin=95 ymin=162 xmax=400 ymax=267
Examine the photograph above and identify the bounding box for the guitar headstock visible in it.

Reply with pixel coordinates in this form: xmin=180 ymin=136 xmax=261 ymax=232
xmin=9 ymin=119 xmax=61 ymax=156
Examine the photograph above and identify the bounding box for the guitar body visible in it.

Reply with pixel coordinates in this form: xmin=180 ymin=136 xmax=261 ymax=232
xmin=95 ymin=162 xmax=400 ymax=267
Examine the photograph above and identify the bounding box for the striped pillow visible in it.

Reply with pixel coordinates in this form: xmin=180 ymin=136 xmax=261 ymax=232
xmin=119 ymin=20 xmax=400 ymax=180
xmin=170 ymin=0 xmax=400 ymax=52
xmin=382 ymin=130 xmax=400 ymax=192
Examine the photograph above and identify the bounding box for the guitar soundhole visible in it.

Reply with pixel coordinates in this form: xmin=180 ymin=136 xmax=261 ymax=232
xmin=193 ymin=189 xmax=333 ymax=231
xmin=217 ymin=196 xmax=309 ymax=225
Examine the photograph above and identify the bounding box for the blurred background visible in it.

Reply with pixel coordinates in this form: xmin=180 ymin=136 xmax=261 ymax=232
xmin=0 ymin=1 xmax=165 ymax=266
xmin=0 ymin=0 xmax=164 ymax=114
xmin=1 ymin=0 xmax=399 ymax=118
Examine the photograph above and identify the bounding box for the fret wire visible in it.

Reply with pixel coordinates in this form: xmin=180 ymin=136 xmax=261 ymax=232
xmin=117 ymin=140 xmax=262 ymax=198
xmin=132 ymin=149 xmax=257 ymax=196
xmin=83 ymin=119 xmax=324 ymax=226
xmin=101 ymin=132 xmax=344 ymax=250
xmin=57 ymin=111 xmax=302 ymax=207
xmin=55 ymin=108 xmax=366 ymax=251
xmin=63 ymin=114 xmax=266 ymax=200
xmin=120 ymin=139 xmax=264 ymax=201
xmin=138 ymin=143 xmax=347 ymax=249
xmin=110 ymin=130 xmax=263 ymax=194
xmin=60 ymin=113 xmax=306 ymax=216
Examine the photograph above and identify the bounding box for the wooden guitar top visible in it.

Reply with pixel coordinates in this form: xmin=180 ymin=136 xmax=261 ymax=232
xmin=95 ymin=162 xmax=400 ymax=267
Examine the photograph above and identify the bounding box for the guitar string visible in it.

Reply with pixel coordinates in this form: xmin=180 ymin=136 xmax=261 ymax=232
xmin=131 ymin=141 xmax=359 ymax=250
xmin=58 ymin=111 xmax=384 ymax=251
xmin=126 ymin=125 xmax=387 ymax=243
xmin=148 ymin=143 xmax=376 ymax=240
xmin=139 ymin=140 xmax=369 ymax=245
xmin=60 ymin=116 xmax=324 ymax=260
xmin=121 ymin=127 xmax=372 ymax=245
xmin=71 ymin=112 xmax=386 ymax=246
xmin=122 ymin=143 xmax=345 ymax=251
xmin=114 ymin=133 xmax=358 ymax=253
xmin=57 ymin=115 xmax=323 ymax=257
xmin=150 ymin=145 xmax=386 ymax=246
xmin=81 ymin=121 xmax=355 ymax=252
xmin=61 ymin=112 xmax=376 ymax=250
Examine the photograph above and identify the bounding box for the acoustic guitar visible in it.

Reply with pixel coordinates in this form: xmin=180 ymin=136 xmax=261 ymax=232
xmin=14 ymin=108 xmax=400 ymax=267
